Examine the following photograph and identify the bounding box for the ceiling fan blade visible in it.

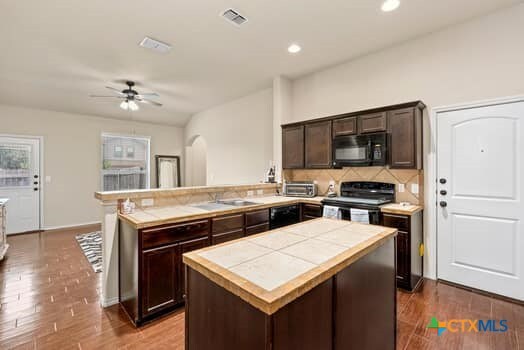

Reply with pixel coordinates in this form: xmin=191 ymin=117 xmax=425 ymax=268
xmin=105 ymin=86 xmax=125 ymax=95
xmin=136 ymin=98 xmax=162 ymax=107
xmin=89 ymin=95 xmax=125 ymax=98
xmin=136 ymin=92 xmax=160 ymax=97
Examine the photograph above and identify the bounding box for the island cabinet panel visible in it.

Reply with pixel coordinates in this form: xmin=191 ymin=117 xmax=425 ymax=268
xmin=186 ymin=268 xmax=270 ymax=350
xmin=388 ymin=107 xmax=423 ymax=169
xmin=282 ymin=125 xmax=305 ymax=169
xmin=142 ymin=244 xmax=178 ymax=318
xmin=272 ymin=279 xmax=333 ymax=350
xmin=305 ymin=120 xmax=332 ymax=168
xmin=334 ymin=237 xmax=396 ymax=350
xmin=300 ymin=203 xmax=322 ymax=221
xmin=358 ymin=111 xmax=387 ymax=133
xmin=332 ymin=116 xmax=357 ymax=137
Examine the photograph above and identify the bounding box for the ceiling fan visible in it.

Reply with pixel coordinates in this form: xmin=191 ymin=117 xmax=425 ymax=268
xmin=90 ymin=81 xmax=162 ymax=111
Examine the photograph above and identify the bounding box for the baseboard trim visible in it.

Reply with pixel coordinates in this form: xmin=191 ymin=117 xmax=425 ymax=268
xmin=43 ymin=221 xmax=102 ymax=232
xmin=100 ymin=295 xmax=119 ymax=308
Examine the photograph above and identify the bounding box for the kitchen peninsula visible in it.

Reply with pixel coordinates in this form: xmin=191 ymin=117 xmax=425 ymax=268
xmin=184 ymin=218 xmax=397 ymax=350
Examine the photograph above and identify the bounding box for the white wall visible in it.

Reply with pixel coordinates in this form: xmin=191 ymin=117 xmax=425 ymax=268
xmin=0 ymin=104 xmax=184 ymax=229
xmin=287 ymin=4 xmax=524 ymax=279
xmin=184 ymin=88 xmax=273 ymax=185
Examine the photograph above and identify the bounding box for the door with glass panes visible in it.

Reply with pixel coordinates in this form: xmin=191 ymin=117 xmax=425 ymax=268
xmin=0 ymin=136 xmax=40 ymax=234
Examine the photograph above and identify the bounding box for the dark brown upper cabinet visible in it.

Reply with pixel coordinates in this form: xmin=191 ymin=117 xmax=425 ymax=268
xmin=282 ymin=125 xmax=305 ymax=169
xmin=332 ymin=116 xmax=357 ymax=138
xmin=388 ymin=107 xmax=423 ymax=169
xmin=358 ymin=112 xmax=387 ymax=133
xmin=281 ymin=101 xmax=425 ymax=170
xmin=305 ymin=120 xmax=332 ymax=168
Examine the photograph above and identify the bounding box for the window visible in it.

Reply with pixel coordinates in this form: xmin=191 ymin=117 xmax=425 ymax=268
xmin=114 ymin=145 xmax=123 ymax=158
xmin=126 ymin=146 xmax=135 ymax=158
xmin=101 ymin=134 xmax=150 ymax=191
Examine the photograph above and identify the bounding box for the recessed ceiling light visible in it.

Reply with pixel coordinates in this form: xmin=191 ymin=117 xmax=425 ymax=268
xmin=288 ymin=43 xmax=302 ymax=54
xmin=381 ymin=0 xmax=400 ymax=12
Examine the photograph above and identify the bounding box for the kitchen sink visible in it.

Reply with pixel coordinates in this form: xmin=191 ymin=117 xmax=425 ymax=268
xmin=191 ymin=199 xmax=260 ymax=211
xmin=217 ymin=199 xmax=260 ymax=207
xmin=192 ymin=202 xmax=234 ymax=211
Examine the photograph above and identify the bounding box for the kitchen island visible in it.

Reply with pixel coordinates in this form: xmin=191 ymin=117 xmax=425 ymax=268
xmin=183 ymin=218 xmax=397 ymax=350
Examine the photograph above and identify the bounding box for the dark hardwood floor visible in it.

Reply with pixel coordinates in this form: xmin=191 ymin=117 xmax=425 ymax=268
xmin=0 ymin=227 xmax=522 ymax=349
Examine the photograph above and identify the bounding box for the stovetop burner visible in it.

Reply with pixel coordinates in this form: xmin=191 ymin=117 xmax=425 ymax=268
xmin=323 ymin=196 xmax=392 ymax=206
xmin=322 ymin=181 xmax=395 ymax=208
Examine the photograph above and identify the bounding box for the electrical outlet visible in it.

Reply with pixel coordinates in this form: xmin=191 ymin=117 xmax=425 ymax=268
xmin=247 ymin=190 xmax=254 ymax=197
xmin=141 ymin=198 xmax=154 ymax=207
xmin=45 ymin=176 xmax=52 ymax=184
xmin=329 ymin=180 xmax=335 ymax=186
xmin=257 ymin=189 xmax=264 ymax=195
xmin=411 ymin=184 xmax=419 ymax=194
xmin=398 ymin=184 xmax=405 ymax=193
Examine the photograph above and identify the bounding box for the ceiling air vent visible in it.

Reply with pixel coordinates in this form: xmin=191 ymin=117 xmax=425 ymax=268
xmin=221 ymin=8 xmax=248 ymax=26
xmin=139 ymin=37 xmax=172 ymax=54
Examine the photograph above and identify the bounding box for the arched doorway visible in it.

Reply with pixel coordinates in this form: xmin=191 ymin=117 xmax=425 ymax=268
xmin=185 ymin=135 xmax=207 ymax=186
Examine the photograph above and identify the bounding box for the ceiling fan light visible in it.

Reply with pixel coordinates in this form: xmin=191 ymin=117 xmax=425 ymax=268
xmin=128 ymin=100 xmax=139 ymax=111
xmin=120 ymin=100 xmax=129 ymax=110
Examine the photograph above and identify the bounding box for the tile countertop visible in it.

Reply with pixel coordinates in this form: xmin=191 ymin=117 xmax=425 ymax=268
xmin=119 ymin=196 xmax=325 ymax=229
xmin=380 ymin=203 xmax=423 ymax=215
xmin=183 ymin=218 xmax=397 ymax=315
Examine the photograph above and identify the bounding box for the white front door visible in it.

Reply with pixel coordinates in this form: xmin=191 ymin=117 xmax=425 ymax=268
xmin=437 ymin=100 xmax=524 ymax=300
xmin=0 ymin=136 xmax=41 ymax=234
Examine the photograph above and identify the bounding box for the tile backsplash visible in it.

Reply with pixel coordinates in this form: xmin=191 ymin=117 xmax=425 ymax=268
xmin=283 ymin=167 xmax=423 ymax=205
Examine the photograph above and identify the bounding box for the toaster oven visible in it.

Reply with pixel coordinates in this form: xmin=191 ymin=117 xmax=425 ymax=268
xmin=283 ymin=181 xmax=317 ymax=198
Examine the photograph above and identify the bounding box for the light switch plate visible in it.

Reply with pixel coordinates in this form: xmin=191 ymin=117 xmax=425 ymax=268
xmin=257 ymin=189 xmax=264 ymax=195
xmin=411 ymin=184 xmax=419 ymax=194
xmin=398 ymin=184 xmax=405 ymax=192
xmin=141 ymin=198 xmax=154 ymax=207
xmin=45 ymin=176 xmax=52 ymax=184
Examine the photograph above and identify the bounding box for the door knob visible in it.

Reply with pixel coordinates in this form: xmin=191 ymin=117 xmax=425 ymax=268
xmin=439 ymin=178 xmax=447 ymax=184
xmin=440 ymin=190 xmax=447 ymax=196
xmin=439 ymin=201 xmax=447 ymax=207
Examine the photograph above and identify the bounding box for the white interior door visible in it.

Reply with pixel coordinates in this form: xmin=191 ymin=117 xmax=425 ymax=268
xmin=437 ymin=100 xmax=524 ymax=300
xmin=0 ymin=136 xmax=41 ymax=234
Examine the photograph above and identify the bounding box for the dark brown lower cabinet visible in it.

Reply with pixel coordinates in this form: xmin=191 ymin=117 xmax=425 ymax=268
xmin=212 ymin=229 xmax=244 ymax=245
xmin=119 ymin=219 xmax=210 ymax=326
xmin=178 ymin=237 xmax=209 ymax=301
xmin=382 ymin=210 xmax=423 ymax=291
xmin=300 ymin=203 xmax=322 ymax=221
xmin=185 ymin=237 xmax=396 ymax=350
xmin=245 ymin=209 xmax=270 ymax=236
xmin=142 ymin=244 xmax=178 ymax=318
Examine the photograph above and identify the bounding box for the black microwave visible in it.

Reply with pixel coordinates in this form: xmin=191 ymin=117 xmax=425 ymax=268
xmin=332 ymin=132 xmax=387 ymax=168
